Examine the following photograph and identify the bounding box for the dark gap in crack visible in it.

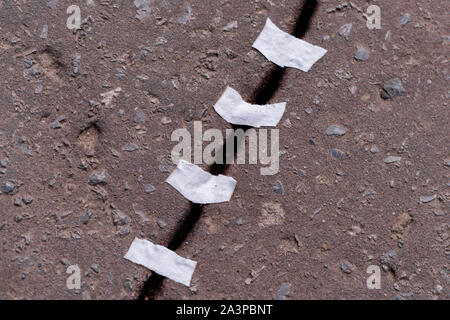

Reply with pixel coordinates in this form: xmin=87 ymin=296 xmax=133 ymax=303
xmin=250 ymin=67 xmax=285 ymax=105
xmin=138 ymin=0 xmax=318 ymax=300
xmin=293 ymin=0 xmax=318 ymax=38
xmin=210 ymin=124 xmax=252 ymax=176
xmin=137 ymin=202 xmax=204 ymax=300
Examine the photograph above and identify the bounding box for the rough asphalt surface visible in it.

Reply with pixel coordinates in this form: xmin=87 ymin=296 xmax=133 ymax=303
xmin=0 ymin=0 xmax=448 ymax=300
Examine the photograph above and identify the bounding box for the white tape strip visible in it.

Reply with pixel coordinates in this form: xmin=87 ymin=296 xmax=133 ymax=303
xmin=166 ymin=160 xmax=237 ymax=204
xmin=124 ymin=237 xmax=197 ymax=287
xmin=252 ymin=18 xmax=327 ymax=72
xmin=213 ymin=86 xmax=286 ymax=127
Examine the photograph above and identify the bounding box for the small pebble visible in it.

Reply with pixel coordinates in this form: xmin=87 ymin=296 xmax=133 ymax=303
xmin=273 ymin=181 xmax=284 ymax=195
xmin=275 ymin=283 xmax=291 ymax=300
xmin=1 ymin=181 xmax=15 ymax=194
xmin=81 ymin=210 xmax=92 ymax=224
xmin=90 ymin=264 xmax=99 ymax=273
xmin=326 ymin=125 xmax=348 ymax=136
xmin=223 ymin=20 xmax=238 ymax=32
xmin=118 ymin=226 xmax=130 ymax=237
xmin=384 ymin=156 xmax=402 ymax=164
xmin=341 ymin=260 xmax=355 ymax=274
xmin=355 ymin=46 xmax=370 ymax=61
xmin=134 ymin=109 xmax=147 ymax=123
xmin=338 ymin=23 xmax=353 ymax=40
xmin=88 ymin=171 xmax=108 ymax=185
xmin=400 ymin=13 xmax=411 ymax=25
xmin=49 ymin=121 xmax=61 ymax=129
xmin=122 ymin=143 xmax=139 ymax=152
xmin=420 ymin=195 xmax=436 ymax=203
xmin=370 ymin=145 xmax=380 ymax=153
xmin=363 ymin=189 xmax=376 ymax=197
xmin=381 ymin=78 xmax=406 ymax=99
xmin=22 ymin=196 xmax=33 ymax=204
xmin=331 ymin=149 xmax=344 ymax=159
xmin=144 ymin=184 xmax=155 ymax=193
xmin=157 ymin=220 xmax=167 ymax=229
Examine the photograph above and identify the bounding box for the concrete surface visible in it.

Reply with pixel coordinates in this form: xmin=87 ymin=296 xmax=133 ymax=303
xmin=0 ymin=0 xmax=448 ymax=300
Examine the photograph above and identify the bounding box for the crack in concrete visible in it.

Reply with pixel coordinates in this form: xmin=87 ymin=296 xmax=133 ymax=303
xmin=138 ymin=0 xmax=319 ymax=300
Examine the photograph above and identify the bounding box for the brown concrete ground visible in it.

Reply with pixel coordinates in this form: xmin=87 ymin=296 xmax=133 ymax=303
xmin=0 ymin=0 xmax=448 ymax=299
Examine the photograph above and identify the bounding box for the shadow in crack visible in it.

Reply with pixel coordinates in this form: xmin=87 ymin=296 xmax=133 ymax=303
xmin=138 ymin=0 xmax=318 ymax=300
